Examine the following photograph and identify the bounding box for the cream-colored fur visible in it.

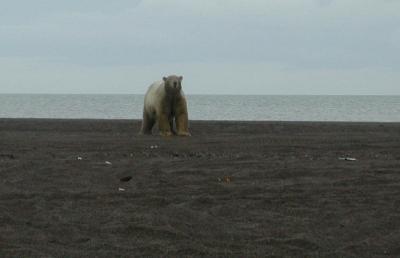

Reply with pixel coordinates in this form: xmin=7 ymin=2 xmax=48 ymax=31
xmin=143 ymin=81 xmax=167 ymax=115
xmin=139 ymin=75 xmax=190 ymax=137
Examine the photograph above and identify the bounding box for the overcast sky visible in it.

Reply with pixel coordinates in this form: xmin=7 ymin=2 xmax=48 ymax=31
xmin=1 ymin=0 xmax=399 ymax=95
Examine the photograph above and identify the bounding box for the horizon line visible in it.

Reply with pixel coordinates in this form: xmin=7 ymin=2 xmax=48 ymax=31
xmin=0 ymin=93 xmax=399 ymax=97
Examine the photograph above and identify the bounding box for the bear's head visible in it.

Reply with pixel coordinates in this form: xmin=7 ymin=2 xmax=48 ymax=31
xmin=163 ymin=75 xmax=183 ymax=95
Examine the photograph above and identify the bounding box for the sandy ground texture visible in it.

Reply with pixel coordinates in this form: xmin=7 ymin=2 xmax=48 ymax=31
xmin=0 ymin=119 xmax=400 ymax=257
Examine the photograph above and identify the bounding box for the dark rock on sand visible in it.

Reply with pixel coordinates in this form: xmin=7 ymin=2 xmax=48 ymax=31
xmin=120 ymin=176 xmax=133 ymax=182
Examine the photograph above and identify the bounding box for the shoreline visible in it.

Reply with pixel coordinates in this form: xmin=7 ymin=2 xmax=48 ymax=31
xmin=2 ymin=117 xmax=400 ymax=123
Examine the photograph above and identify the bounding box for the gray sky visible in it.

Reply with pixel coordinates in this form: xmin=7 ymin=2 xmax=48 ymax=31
xmin=1 ymin=0 xmax=399 ymax=95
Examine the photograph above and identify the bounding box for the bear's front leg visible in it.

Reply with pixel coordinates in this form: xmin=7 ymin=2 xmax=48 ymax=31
xmin=176 ymin=112 xmax=190 ymax=136
xmin=158 ymin=113 xmax=173 ymax=137
xmin=175 ymin=99 xmax=191 ymax=136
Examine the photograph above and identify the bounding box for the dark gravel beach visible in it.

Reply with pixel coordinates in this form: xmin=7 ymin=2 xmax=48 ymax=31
xmin=1 ymin=119 xmax=400 ymax=257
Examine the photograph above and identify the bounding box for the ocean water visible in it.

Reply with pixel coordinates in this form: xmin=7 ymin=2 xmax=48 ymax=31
xmin=0 ymin=94 xmax=399 ymax=122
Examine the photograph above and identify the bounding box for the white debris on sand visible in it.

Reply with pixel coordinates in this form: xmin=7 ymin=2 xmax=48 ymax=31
xmin=338 ymin=157 xmax=357 ymax=161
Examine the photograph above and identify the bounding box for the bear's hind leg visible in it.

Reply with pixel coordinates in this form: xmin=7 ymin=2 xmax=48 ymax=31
xmin=139 ymin=111 xmax=155 ymax=135
xmin=169 ymin=117 xmax=177 ymax=135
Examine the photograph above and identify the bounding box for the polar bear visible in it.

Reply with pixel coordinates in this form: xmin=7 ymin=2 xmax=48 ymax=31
xmin=139 ymin=75 xmax=190 ymax=137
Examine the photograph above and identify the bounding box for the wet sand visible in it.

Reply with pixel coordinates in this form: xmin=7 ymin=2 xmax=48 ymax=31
xmin=1 ymin=119 xmax=400 ymax=257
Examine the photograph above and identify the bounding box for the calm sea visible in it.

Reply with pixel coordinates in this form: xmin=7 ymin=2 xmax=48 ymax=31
xmin=0 ymin=94 xmax=399 ymax=122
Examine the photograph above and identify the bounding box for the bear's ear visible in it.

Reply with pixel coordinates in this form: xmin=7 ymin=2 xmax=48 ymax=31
xmin=179 ymin=76 xmax=183 ymax=81
xmin=162 ymin=77 xmax=167 ymax=82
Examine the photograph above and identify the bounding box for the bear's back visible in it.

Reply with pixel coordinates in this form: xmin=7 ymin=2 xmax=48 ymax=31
xmin=144 ymin=80 xmax=165 ymax=112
